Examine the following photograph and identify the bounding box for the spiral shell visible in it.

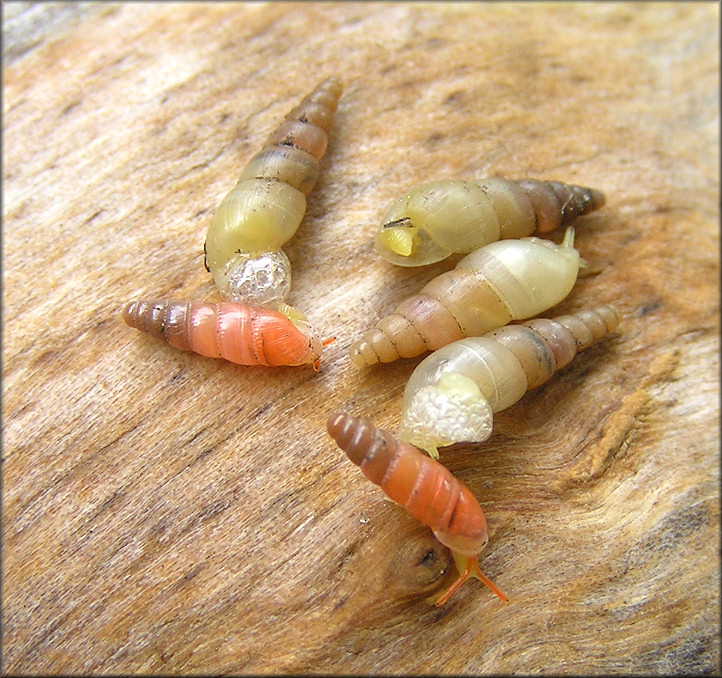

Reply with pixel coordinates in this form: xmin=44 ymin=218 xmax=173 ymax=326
xmin=327 ymin=412 xmax=507 ymax=604
xmin=399 ymin=305 xmax=621 ymax=457
xmin=123 ymin=300 xmax=324 ymax=369
xmin=374 ymin=177 xmax=605 ymax=266
xmin=350 ymin=227 xmax=581 ymax=367
xmin=203 ymin=76 xmax=343 ymax=306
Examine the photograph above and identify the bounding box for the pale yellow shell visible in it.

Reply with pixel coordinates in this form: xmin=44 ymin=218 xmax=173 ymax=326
xmin=207 ymin=180 xmax=307 ymax=259
xmin=203 ymin=76 xmax=342 ymax=303
xmin=350 ymin=227 xmax=581 ymax=367
xmin=398 ymin=305 xmax=621 ymax=457
xmin=374 ymin=177 xmax=606 ymax=266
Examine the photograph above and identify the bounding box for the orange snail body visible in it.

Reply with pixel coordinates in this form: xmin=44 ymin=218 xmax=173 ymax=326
xmin=327 ymin=412 xmax=508 ymax=605
xmin=123 ymin=300 xmax=325 ymax=369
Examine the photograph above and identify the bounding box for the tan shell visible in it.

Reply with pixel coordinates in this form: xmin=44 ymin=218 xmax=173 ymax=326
xmin=203 ymin=77 xmax=342 ymax=296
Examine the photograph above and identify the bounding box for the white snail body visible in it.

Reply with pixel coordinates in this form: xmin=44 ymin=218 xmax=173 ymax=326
xmin=374 ymin=177 xmax=605 ymax=266
xmin=350 ymin=227 xmax=582 ymax=367
xmin=399 ymin=305 xmax=621 ymax=457
xmin=203 ymin=76 xmax=342 ymax=308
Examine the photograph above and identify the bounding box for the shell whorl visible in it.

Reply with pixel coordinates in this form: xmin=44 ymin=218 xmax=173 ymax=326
xmin=515 ymin=179 xmax=606 ymax=234
xmin=399 ymin=305 xmax=621 ymax=456
xmin=242 ymin=75 xmax=342 ymax=193
xmin=123 ymin=300 xmax=194 ymax=351
xmin=374 ymin=177 xmax=605 ymax=267
xmin=350 ymin=228 xmax=581 ymax=368
xmin=327 ymin=411 xmax=397 ymax=473
xmin=204 ymin=77 xmax=342 ymax=305
xmin=488 ymin=304 xmax=621 ymax=389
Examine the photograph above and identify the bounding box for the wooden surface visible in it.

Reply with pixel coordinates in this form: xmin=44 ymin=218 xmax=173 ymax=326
xmin=2 ymin=2 xmax=719 ymax=674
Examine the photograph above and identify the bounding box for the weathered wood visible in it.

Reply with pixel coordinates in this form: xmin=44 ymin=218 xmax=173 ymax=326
xmin=2 ymin=2 xmax=719 ymax=674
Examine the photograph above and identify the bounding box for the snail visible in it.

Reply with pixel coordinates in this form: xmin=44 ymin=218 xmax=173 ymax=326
xmin=122 ymin=300 xmax=334 ymax=370
xmin=327 ymin=412 xmax=508 ymax=606
xmin=350 ymin=226 xmax=582 ymax=367
xmin=374 ymin=177 xmax=605 ymax=266
xmin=203 ymin=76 xmax=342 ymax=309
xmin=399 ymin=305 xmax=621 ymax=457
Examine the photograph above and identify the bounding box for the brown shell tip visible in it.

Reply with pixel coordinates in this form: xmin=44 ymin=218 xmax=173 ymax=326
xmin=589 ymin=187 xmax=606 ymax=209
xmin=122 ymin=301 xmax=137 ymax=325
xmin=327 ymin=411 xmax=348 ymax=438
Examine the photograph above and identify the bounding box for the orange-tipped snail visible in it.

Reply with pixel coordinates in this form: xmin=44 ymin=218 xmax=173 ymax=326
xmin=123 ymin=299 xmax=333 ymax=370
xmin=327 ymin=412 xmax=508 ymax=606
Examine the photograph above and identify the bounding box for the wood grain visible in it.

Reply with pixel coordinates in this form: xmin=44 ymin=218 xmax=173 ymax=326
xmin=2 ymin=2 xmax=719 ymax=674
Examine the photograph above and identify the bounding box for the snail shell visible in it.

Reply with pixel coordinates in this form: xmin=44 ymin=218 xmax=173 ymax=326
xmin=399 ymin=304 xmax=621 ymax=457
xmin=326 ymin=412 xmax=507 ymax=604
xmin=123 ymin=300 xmax=324 ymax=369
xmin=327 ymin=412 xmax=488 ymax=557
xmin=374 ymin=177 xmax=605 ymax=266
xmin=350 ymin=227 xmax=581 ymax=367
xmin=203 ymin=76 xmax=343 ymax=307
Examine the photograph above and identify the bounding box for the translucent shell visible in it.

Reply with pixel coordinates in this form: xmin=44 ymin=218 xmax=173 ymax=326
xmin=203 ymin=76 xmax=343 ymax=304
xmin=399 ymin=305 xmax=621 ymax=457
xmin=217 ymin=250 xmax=292 ymax=309
xmin=123 ymin=299 xmax=324 ymax=370
xmin=374 ymin=177 xmax=605 ymax=266
xmin=350 ymin=227 xmax=581 ymax=367
xmin=208 ymin=180 xmax=307 ymax=257
xmin=327 ymin=412 xmax=508 ymax=604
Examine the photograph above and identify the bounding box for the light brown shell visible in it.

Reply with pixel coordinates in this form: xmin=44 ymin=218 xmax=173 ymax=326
xmin=399 ymin=305 xmax=622 ymax=457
